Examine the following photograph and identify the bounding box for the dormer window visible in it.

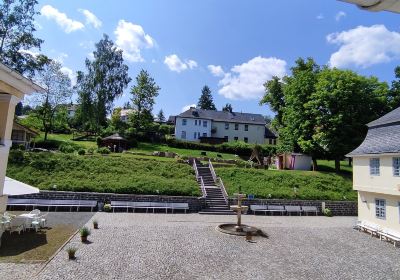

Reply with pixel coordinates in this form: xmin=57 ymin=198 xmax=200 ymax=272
xmin=370 ymin=158 xmax=380 ymax=176
xmin=393 ymin=157 xmax=400 ymax=176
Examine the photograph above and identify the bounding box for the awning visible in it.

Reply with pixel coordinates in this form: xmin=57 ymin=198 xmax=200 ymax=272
xmin=3 ymin=177 xmax=39 ymax=195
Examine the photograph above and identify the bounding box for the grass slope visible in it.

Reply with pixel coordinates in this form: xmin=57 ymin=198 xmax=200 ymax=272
xmin=217 ymin=167 xmax=356 ymax=201
xmin=7 ymin=152 xmax=200 ymax=196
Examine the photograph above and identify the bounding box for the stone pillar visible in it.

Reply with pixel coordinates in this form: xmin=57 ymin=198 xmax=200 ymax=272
xmin=0 ymin=93 xmax=20 ymax=212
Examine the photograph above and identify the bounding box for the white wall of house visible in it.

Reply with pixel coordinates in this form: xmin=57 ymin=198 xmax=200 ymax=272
xmin=353 ymin=154 xmax=400 ymax=232
xmin=211 ymin=121 xmax=265 ymax=144
xmin=175 ymin=117 xmax=211 ymax=142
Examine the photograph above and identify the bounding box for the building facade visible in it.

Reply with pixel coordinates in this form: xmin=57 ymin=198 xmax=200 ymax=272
xmin=347 ymin=107 xmax=400 ymax=232
xmin=175 ymin=108 xmax=274 ymax=144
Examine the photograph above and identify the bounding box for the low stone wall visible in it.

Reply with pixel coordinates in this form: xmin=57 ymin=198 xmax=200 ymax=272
xmin=229 ymin=198 xmax=357 ymax=216
xmin=10 ymin=191 xmax=205 ymax=212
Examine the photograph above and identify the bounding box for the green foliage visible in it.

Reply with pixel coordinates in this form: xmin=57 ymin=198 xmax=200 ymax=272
xmin=96 ymin=147 xmax=110 ymax=154
xmin=197 ymin=85 xmax=216 ymax=110
xmin=18 ymin=112 xmax=43 ymax=131
xmin=216 ymin=167 xmax=356 ymax=201
xmin=96 ymin=136 xmax=102 ymax=148
xmin=8 ymin=150 xmax=25 ymax=164
xmin=59 ymin=142 xmax=80 ymax=153
xmin=6 ymin=152 xmax=200 ymax=196
xmin=78 ymin=149 xmax=86 ymax=155
xmin=222 ymin=103 xmax=233 ymax=113
xmin=157 ymin=109 xmax=165 ymax=122
xmin=87 ymin=147 xmax=95 ymax=154
xmin=75 ymin=34 xmax=131 ymax=132
xmin=165 ymin=137 xmax=276 ymax=156
xmin=33 ymin=139 xmax=62 ymax=150
xmin=80 ymin=227 xmax=91 ymax=237
xmin=103 ymin=204 xmax=112 ymax=212
xmin=323 ymin=208 xmax=333 ymax=217
xmin=0 ymin=0 xmax=44 ymax=76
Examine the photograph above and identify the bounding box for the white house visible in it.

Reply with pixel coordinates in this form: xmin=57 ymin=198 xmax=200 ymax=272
xmin=120 ymin=109 xmax=135 ymax=123
xmin=175 ymin=107 xmax=275 ymax=144
xmin=347 ymin=107 xmax=400 ymax=232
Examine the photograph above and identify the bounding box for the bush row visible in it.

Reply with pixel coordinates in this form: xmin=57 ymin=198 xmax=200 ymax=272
xmin=165 ymin=137 xmax=276 ymax=156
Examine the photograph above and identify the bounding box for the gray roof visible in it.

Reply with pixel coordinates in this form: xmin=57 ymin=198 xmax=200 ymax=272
xmin=102 ymin=133 xmax=127 ymax=141
xmin=347 ymin=107 xmax=400 ymax=156
xmin=177 ymin=108 xmax=266 ymax=125
xmin=367 ymin=106 xmax=400 ymax=127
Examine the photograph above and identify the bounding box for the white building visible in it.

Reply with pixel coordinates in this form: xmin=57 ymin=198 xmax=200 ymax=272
xmin=120 ymin=109 xmax=135 ymax=123
xmin=347 ymin=107 xmax=400 ymax=232
xmin=175 ymin=107 xmax=275 ymax=144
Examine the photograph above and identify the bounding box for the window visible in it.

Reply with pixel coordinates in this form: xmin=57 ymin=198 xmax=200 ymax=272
xmin=199 ymin=120 xmax=201 ymax=126
xmin=225 ymin=123 xmax=229 ymax=130
xmin=203 ymin=133 xmax=207 ymax=137
xmin=244 ymin=137 xmax=248 ymax=143
xmin=394 ymin=157 xmax=400 ymax=176
xmin=195 ymin=120 xmax=197 ymax=126
xmin=194 ymin=132 xmax=197 ymax=139
xmin=224 ymin=136 xmax=228 ymax=142
xmin=245 ymin=124 xmax=248 ymax=131
xmin=182 ymin=119 xmax=187 ymax=126
xmin=234 ymin=137 xmax=238 ymax=141
xmin=269 ymin=139 xmax=272 ymax=145
xmin=375 ymin=199 xmax=386 ymax=219
xmin=370 ymin=158 xmax=380 ymax=176
xmin=235 ymin=123 xmax=239 ymax=130
xmin=198 ymin=132 xmax=200 ymax=139
xmin=203 ymin=121 xmax=207 ymax=127
xmin=181 ymin=131 xmax=186 ymax=139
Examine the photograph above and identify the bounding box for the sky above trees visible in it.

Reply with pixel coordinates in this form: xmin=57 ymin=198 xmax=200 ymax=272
xmin=29 ymin=0 xmax=400 ymax=117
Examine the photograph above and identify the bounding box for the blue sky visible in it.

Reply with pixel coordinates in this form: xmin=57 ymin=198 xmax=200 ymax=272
xmin=31 ymin=0 xmax=400 ymax=118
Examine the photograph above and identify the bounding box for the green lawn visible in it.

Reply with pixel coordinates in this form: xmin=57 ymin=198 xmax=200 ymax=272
xmin=217 ymin=167 xmax=356 ymax=201
xmin=7 ymin=152 xmax=200 ymax=196
xmin=131 ymin=142 xmax=239 ymax=160
xmin=35 ymin=133 xmax=97 ymax=149
xmin=317 ymin=159 xmax=353 ymax=174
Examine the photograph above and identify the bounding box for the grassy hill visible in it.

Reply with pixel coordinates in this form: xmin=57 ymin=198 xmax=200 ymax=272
xmin=6 ymin=152 xmax=200 ymax=196
xmin=217 ymin=167 xmax=356 ymax=201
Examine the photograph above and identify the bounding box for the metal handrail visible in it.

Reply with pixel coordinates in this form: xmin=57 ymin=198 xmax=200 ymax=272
xmin=200 ymin=177 xmax=207 ymax=197
xmin=217 ymin=177 xmax=229 ymax=204
xmin=208 ymin=159 xmax=217 ymax=183
xmin=193 ymin=160 xmax=199 ymax=179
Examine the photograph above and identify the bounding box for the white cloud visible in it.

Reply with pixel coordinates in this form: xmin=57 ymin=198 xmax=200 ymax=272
xmin=78 ymin=9 xmax=102 ymax=28
xmin=60 ymin=66 xmax=77 ymax=86
xmin=316 ymin=14 xmax=324 ymax=20
xmin=18 ymin=49 xmax=40 ymax=57
xmin=207 ymin=65 xmax=225 ymax=77
xmin=327 ymin=24 xmax=400 ymax=68
xmin=182 ymin=104 xmax=196 ymax=112
xmin=164 ymin=54 xmax=198 ymax=72
xmin=41 ymin=5 xmax=84 ymax=33
xmin=114 ymin=20 xmax=155 ymax=62
xmin=216 ymin=56 xmax=286 ymax=100
xmin=335 ymin=11 xmax=346 ymax=21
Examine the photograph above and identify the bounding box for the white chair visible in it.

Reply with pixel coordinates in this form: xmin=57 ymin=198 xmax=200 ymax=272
xmin=0 ymin=216 xmax=11 ymax=231
xmin=29 ymin=209 xmax=41 ymax=216
xmin=9 ymin=218 xmax=24 ymax=235
xmin=31 ymin=217 xmax=40 ymax=232
xmin=38 ymin=213 xmax=48 ymax=228
xmin=3 ymin=212 xmax=16 ymax=219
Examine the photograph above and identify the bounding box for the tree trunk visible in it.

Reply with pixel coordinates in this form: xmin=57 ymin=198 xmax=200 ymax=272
xmin=312 ymin=158 xmax=318 ymax=171
xmin=348 ymin=158 xmax=352 ymax=167
xmin=44 ymin=129 xmax=48 ymax=141
xmin=335 ymin=158 xmax=341 ymax=172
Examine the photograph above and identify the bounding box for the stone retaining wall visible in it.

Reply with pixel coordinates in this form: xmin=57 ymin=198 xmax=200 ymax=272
xmin=10 ymin=191 xmax=205 ymax=212
xmin=229 ymin=198 xmax=357 ymax=216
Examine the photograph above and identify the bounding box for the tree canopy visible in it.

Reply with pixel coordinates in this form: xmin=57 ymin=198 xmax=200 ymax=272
xmin=197 ymin=85 xmax=216 ymax=110
xmin=222 ymin=103 xmax=233 ymax=113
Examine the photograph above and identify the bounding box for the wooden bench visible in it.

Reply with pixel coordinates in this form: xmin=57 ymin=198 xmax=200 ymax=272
xmin=301 ymin=206 xmax=318 ymax=216
xmin=250 ymin=205 xmax=268 ymax=215
xmin=266 ymin=205 xmax=286 ymax=215
xmin=111 ymin=201 xmax=189 ymax=213
xmin=380 ymin=228 xmax=400 ymax=247
xmin=7 ymin=198 xmax=97 ymax=212
xmin=358 ymin=220 xmax=381 ymax=237
xmin=285 ymin=205 xmax=302 ymax=216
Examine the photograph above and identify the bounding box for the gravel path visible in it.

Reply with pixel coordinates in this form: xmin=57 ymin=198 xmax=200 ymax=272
xmin=28 ymin=213 xmax=400 ymax=280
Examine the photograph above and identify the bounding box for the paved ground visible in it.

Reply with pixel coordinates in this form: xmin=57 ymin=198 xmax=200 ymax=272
xmin=0 ymin=212 xmax=94 ymax=280
xmin=4 ymin=213 xmax=395 ymax=280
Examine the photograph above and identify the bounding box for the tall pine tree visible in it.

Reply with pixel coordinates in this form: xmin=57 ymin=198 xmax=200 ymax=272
xmin=197 ymin=85 xmax=216 ymax=110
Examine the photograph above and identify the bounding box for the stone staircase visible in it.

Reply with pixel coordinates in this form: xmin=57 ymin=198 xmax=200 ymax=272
xmin=193 ymin=160 xmax=234 ymax=215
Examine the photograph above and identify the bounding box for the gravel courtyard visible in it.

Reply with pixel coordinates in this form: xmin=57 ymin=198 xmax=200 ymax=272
xmin=4 ymin=213 xmax=400 ymax=280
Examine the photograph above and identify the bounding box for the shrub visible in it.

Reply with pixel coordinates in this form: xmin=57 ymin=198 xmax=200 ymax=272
xmin=87 ymin=147 xmax=95 ymax=154
xmin=97 ymin=147 xmax=110 ymax=154
xmin=103 ymin=204 xmax=112 ymax=212
xmin=66 ymin=246 xmax=77 ymax=259
xmin=59 ymin=143 xmax=77 ymax=153
xmin=8 ymin=149 xmax=25 ymax=163
xmin=96 ymin=136 xmax=102 ymax=148
xmin=78 ymin=149 xmax=86 ymax=155
xmin=80 ymin=226 xmax=91 ymax=237
xmin=34 ymin=139 xmax=62 ymax=150
xmin=323 ymin=208 xmax=333 ymax=217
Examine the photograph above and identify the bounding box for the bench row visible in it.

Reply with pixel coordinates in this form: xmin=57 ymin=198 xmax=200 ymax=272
xmin=7 ymin=198 xmax=98 ymax=212
xmin=250 ymin=205 xmax=318 ymax=215
xmin=111 ymin=201 xmax=189 ymax=213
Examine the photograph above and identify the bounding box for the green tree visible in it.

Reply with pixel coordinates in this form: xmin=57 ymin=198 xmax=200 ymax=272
xmin=157 ymin=109 xmax=165 ymax=122
xmin=388 ymin=66 xmax=400 ymax=110
xmin=0 ymin=0 xmax=45 ymax=76
xmin=130 ymin=69 xmax=160 ymax=131
xmin=34 ymin=60 xmax=72 ymax=140
xmin=15 ymin=101 xmax=23 ymax=116
xmin=311 ymin=68 xmax=389 ymax=171
xmin=75 ymin=34 xmax=131 ymax=132
xmin=222 ymin=103 xmax=233 ymax=113
xmin=261 ymin=76 xmax=285 ymax=129
xmin=197 ymin=85 xmax=216 ymax=110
